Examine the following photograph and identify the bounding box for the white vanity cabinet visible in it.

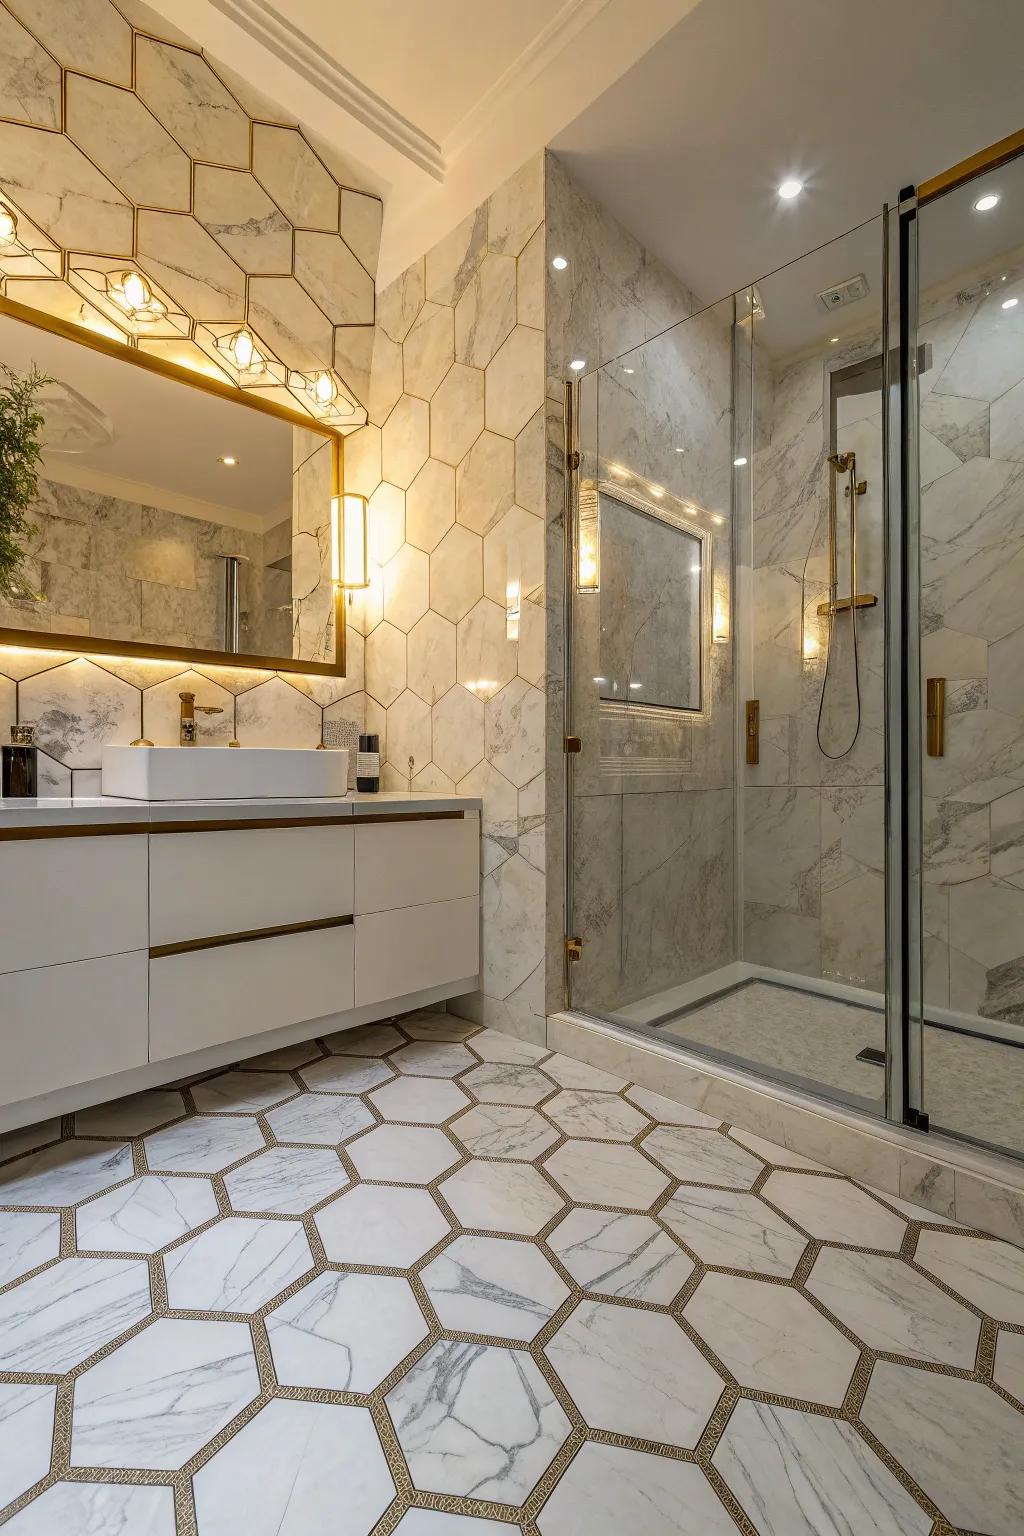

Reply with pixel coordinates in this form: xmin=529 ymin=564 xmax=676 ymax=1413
xmin=0 ymin=800 xmax=481 ymax=1129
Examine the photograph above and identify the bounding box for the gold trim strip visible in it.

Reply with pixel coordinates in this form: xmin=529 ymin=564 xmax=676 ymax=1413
xmin=0 ymin=628 xmax=346 ymax=679
xmin=149 ymin=814 xmax=356 ymax=833
xmin=918 ymin=127 xmax=1024 ymax=204
xmin=150 ymin=912 xmax=353 ymax=959
xmin=0 ymin=821 xmax=148 ymax=841
xmin=0 ymin=809 xmax=467 ymax=841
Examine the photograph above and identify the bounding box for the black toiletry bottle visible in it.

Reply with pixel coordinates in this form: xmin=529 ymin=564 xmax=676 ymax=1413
xmin=2 ymin=723 xmax=39 ymax=798
xmin=356 ymin=732 xmax=380 ymax=793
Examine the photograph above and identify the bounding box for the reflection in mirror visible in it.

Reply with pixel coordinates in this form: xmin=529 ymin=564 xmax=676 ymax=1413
xmin=0 ymin=309 xmax=339 ymax=670
xmin=594 ymin=483 xmax=707 ymax=713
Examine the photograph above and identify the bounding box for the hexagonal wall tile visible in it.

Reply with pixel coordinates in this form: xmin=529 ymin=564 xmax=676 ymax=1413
xmin=455 ymin=253 xmax=516 ymax=369
xmin=0 ymin=124 xmax=134 ymax=254
xmin=484 ymin=677 xmax=544 ymax=786
xmin=431 ymin=363 xmax=484 ymax=466
xmin=546 ymin=1299 xmax=723 ymax=1447
xmin=456 ymin=430 xmax=516 ymax=536
xmin=194 ymin=165 xmax=291 ymax=272
xmin=347 ymin=1125 xmax=460 ymax=1185
xmin=20 ymin=658 xmax=139 ymax=768
xmin=268 ymin=1270 xmax=428 ymax=1391
xmin=408 ymin=611 xmax=457 ymax=703
xmin=544 ymin=1141 xmax=669 ymax=1211
xmin=251 ymin=124 xmax=339 ymax=229
xmin=135 ymin=38 xmax=248 ymax=165
xmin=70 ymin=1318 xmax=259 ymax=1470
xmin=76 ymin=1175 xmax=217 ymax=1254
xmin=386 ymin=689 xmax=432 ymax=773
xmin=387 ymin=1339 xmax=570 ymax=1502
xmin=224 ymin=1147 xmax=349 ymax=1215
xmin=384 ymin=544 xmax=430 ymax=633
xmin=431 ymin=684 xmax=486 ymax=782
xmin=164 ymin=1217 xmax=312 ymax=1312
xmin=234 ymin=677 xmax=322 ymax=748
xmin=685 ymin=1273 xmax=860 ymax=1405
xmin=294 ymin=229 xmax=374 ymax=325
xmin=138 ymin=208 xmax=246 ymax=321
xmin=0 ymin=1257 xmax=151 ymax=1373
xmin=547 ymin=1208 xmax=694 ymax=1304
xmin=368 ymin=483 xmax=407 ymax=566
xmin=364 ymin=622 xmax=408 ymax=709
xmin=316 ymin=1184 xmax=450 ymax=1268
xmin=383 ymin=394 xmax=430 ymax=488
xmin=421 ymin=1234 xmax=569 ymax=1341
xmin=430 ymin=524 xmax=484 ymax=625
xmin=404 ymin=301 xmax=455 ymax=400
xmin=485 ymin=325 xmax=543 ymax=439
xmin=406 ymin=459 xmax=456 ymax=553
xmin=440 ymin=1160 xmax=563 ymax=1235
xmin=806 ymin=1249 xmax=980 ymax=1367
xmin=66 ymin=72 xmax=189 ymax=209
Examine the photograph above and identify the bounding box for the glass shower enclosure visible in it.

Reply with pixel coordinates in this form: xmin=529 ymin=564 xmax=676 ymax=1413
xmin=564 ymin=133 xmax=1024 ymax=1162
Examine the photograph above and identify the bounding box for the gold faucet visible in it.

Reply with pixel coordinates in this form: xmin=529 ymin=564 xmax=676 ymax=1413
xmin=179 ymin=690 xmax=224 ymax=745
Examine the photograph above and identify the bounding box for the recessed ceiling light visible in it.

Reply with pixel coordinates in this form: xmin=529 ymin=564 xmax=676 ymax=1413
xmin=973 ymin=192 xmax=1000 ymax=212
xmin=551 ymin=255 xmax=568 ymax=270
xmin=218 ymin=455 xmax=238 ymax=466
xmin=569 ymin=358 xmax=586 ymax=371
xmin=1003 ymin=297 xmax=1019 ymax=309
xmin=733 ymin=456 xmax=748 ymax=467
xmin=623 ymin=366 xmax=635 ymax=374
xmin=777 ymin=178 xmax=803 ymax=200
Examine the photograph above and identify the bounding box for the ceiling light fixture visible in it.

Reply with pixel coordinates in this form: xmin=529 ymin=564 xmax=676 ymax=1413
xmin=551 ymin=255 xmax=568 ymax=270
xmin=569 ymin=358 xmax=586 ymax=372
xmin=105 ymin=269 xmax=165 ymax=322
xmin=777 ymin=178 xmax=804 ymax=200
xmin=0 ymin=208 xmax=18 ymax=247
xmin=218 ymin=455 xmax=238 ymax=467
xmin=973 ymin=192 xmax=1000 ymax=212
xmin=734 ymin=456 xmax=748 ymax=467
xmin=1003 ymin=297 xmax=1019 ymax=310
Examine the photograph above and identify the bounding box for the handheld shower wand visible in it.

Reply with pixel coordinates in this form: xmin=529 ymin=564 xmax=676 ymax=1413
xmin=816 ymin=450 xmax=863 ymax=758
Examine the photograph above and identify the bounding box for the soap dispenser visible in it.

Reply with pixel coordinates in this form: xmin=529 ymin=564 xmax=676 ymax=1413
xmin=2 ymin=723 xmax=39 ymax=798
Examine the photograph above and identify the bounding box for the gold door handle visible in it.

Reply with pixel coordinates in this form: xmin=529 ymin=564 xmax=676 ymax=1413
xmin=926 ymin=677 xmax=945 ymax=757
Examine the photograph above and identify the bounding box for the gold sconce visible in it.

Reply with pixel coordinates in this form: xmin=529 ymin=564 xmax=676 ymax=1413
xmin=332 ymin=492 xmax=369 ymax=589
xmin=215 ymin=326 xmax=269 ymax=383
xmin=713 ymin=590 xmax=730 ymax=644
xmin=576 ymin=482 xmax=600 ymax=592
xmin=289 ymin=368 xmax=359 ymax=425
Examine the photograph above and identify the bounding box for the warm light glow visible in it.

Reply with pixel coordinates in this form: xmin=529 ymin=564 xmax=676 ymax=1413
xmin=218 ymin=455 xmax=238 ymax=467
xmin=973 ymin=193 xmax=1000 ymax=212
xmin=332 ymin=493 xmax=369 ymax=589
xmin=0 ymin=208 xmax=17 ymax=247
xmin=569 ymin=358 xmax=586 ymax=372
xmin=577 ymin=484 xmax=600 ymax=593
xmin=551 ymin=255 xmax=568 ymax=270
xmin=629 ymin=681 xmax=643 ymax=690
xmin=313 ymin=370 xmax=336 ymax=405
xmin=105 ymin=269 xmax=165 ymax=321
xmin=1002 ymin=297 xmax=1019 ymax=310
xmin=217 ymin=326 xmax=266 ymax=380
xmin=675 ymin=447 xmax=686 ymax=454
xmin=505 ymin=575 xmax=521 ymax=642
xmin=650 ymin=486 xmax=664 ymax=499
xmin=778 ymin=178 xmax=804 ymax=200
xmin=623 ymin=366 xmax=635 ymax=374
xmin=713 ymin=592 xmax=729 ymax=644
xmin=803 ymin=629 xmax=820 ymax=659
xmin=609 ymin=464 xmax=628 ymax=479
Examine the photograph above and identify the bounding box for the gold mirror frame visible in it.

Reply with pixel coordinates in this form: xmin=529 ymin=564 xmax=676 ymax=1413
xmin=0 ymin=293 xmax=347 ymax=678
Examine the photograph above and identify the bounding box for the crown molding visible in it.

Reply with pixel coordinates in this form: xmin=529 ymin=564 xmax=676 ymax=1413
xmin=207 ymin=0 xmax=445 ymax=180
xmin=443 ymin=0 xmax=611 ymax=160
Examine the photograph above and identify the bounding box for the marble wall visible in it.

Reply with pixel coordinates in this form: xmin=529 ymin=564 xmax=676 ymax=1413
xmin=0 ymin=0 xmax=381 ymax=426
xmin=342 ymin=156 xmax=548 ymax=1043
xmin=545 ymin=154 xmax=737 ymax=1015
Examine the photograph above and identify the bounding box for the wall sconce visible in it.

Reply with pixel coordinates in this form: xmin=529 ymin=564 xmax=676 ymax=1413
xmin=216 ymin=326 xmax=267 ymax=382
xmin=104 ymin=270 xmax=166 ymax=322
xmin=576 ymin=483 xmax=600 ymax=592
xmin=0 ymin=208 xmax=18 ymax=248
xmin=713 ymin=591 xmax=730 ymax=644
xmin=332 ymin=493 xmax=369 ymax=589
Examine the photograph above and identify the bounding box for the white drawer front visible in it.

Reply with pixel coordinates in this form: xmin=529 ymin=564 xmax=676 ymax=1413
xmin=355 ymin=896 xmax=479 ymax=1006
xmin=355 ymin=814 xmax=479 ymax=915
xmin=0 ymin=835 xmax=148 ymax=975
xmin=149 ymin=924 xmax=355 ymax=1061
xmin=150 ymin=824 xmax=354 ymax=947
xmin=0 ymin=953 xmax=148 ymax=1107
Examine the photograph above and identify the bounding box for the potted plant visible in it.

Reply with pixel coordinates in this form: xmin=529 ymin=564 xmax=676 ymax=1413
xmin=0 ymin=361 xmax=51 ymax=602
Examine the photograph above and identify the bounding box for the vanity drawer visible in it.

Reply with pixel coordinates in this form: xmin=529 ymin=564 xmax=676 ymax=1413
xmin=148 ymin=923 xmax=355 ymax=1061
xmin=149 ymin=824 xmax=354 ymax=947
xmin=0 ymin=952 xmax=148 ymax=1107
xmin=355 ymin=813 xmax=479 ymax=914
xmin=0 ymin=835 xmax=148 ymax=975
xmin=355 ymin=895 xmax=479 ymax=1006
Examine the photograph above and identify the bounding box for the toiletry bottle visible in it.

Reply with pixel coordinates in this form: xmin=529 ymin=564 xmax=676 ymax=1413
xmin=2 ymin=723 xmax=39 ymax=798
xmin=356 ymin=732 xmax=380 ymax=793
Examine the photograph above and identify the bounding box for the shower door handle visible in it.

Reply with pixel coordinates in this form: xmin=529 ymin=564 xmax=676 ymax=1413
xmin=745 ymin=699 xmax=760 ymax=765
xmin=926 ymin=677 xmax=945 ymax=757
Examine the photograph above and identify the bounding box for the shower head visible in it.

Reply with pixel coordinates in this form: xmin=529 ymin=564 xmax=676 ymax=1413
xmin=828 ymin=451 xmax=856 ymax=472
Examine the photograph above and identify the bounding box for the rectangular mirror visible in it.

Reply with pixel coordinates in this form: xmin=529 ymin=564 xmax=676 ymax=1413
xmin=595 ymin=482 xmax=709 ymax=714
xmin=0 ymin=303 xmax=345 ymax=675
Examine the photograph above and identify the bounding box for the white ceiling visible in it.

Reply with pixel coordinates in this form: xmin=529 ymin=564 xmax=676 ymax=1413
xmin=552 ymin=0 xmax=1024 ymax=319
xmin=0 ymin=315 xmax=294 ymax=531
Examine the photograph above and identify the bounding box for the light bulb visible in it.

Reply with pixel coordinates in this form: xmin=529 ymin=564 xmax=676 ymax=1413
xmin=569 ymin=359 xmax=586 ymax=372
xmin=778 ymin=178 xmax=803 ymax=200
xmin=231 ymin=329 xmax=255 ymax=369
xmin=551 ymin=255 xmax=568 ymax=270
xmin=105 ymin=269 xmax=163 ymax=319
xmin=313 ymin=370 xmax=336 ymax=405
xmin=0 ymin=208 xmax=17 ymax=247
xmin=734 ymin=456 xmax=748 ymax=467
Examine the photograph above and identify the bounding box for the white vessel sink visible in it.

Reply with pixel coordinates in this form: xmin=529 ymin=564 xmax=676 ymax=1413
xmin=101 ymin=745 xmax=349 ymax=801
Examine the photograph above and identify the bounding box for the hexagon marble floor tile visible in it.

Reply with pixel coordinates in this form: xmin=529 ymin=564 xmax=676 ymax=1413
xmin=0 ymin=1011 xmax=1022 ymax=1536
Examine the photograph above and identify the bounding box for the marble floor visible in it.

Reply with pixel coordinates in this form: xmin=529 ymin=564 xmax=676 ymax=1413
xmin=1 ymin=1009 xmax=1023 ymax=1536
xmin=659 ymin=979 xmax=1024 ymax=1156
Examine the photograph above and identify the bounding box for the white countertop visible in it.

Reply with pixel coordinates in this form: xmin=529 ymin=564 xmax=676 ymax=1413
xmin=0 ymin=791 xmax=481 ymax=828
